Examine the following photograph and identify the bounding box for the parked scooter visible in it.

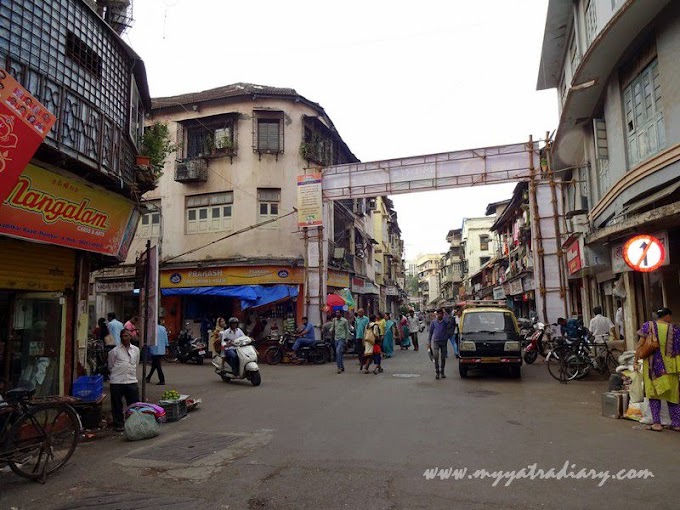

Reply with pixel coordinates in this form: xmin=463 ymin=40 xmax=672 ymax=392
xmin=523 ymin=321 xmax=549 ymax=364
xmin=213 ymin=336 xmax=261 ymax=386
xmin=265 ymin=333 xmax=330 ymax=365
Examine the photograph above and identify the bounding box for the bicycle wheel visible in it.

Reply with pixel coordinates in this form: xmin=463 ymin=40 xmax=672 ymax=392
xmin=547 ymin=356 xmax=567 ymax=382
xmin=164 ymin=345 xmax=178 ymax=363
xmin=605 ymin=348 xmax=623 ymax=374
xmin=8 ymin=404 xmax=80 ymax=480
xmin=565 ymin=353 xmax=590 ymax=380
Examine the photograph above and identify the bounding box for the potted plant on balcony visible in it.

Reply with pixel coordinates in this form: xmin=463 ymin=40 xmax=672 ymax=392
xmin=138 ymin=122 xmax=175 ymax=182
xmin=214 ymin=134 xmax=235 ymax=155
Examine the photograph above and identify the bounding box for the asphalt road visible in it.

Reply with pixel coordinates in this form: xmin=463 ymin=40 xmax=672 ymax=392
xmin=1 ymin=347 xmax=677 ymax=510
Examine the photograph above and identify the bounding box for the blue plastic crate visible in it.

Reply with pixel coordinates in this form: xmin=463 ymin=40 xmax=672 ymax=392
xmin=72 ymin=375 xmax=103 ymax=401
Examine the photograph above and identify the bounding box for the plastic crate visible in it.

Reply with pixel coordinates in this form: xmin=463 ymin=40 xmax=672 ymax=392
xmin=72 ymin=375 xmax=103 ymax=402
xmin=159 ymin=395 xmax=188 ymax=422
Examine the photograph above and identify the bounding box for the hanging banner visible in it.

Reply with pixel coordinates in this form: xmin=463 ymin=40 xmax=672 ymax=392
xmin=297 ymin=173 xmax=323 ymax=227
xmin=0 ymin=69 xmax=57 ymax=203
xmin=566 ymin=238 xmax=583 ymax=275
xmin=0 ymin=163 xmax=139 ymax=259
xmin=327 ymin=270 xmax=350 ymax=288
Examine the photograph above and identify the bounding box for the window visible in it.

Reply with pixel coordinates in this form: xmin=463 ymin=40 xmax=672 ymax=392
xmin=139 ymin=203 xmax=161 ymax=237
xmin=480 ymin=256 xmax=491 ymax=266
xmin=584 ymin=0 xmax=597 ymax=46
xmin=569 ymin=33 xmax=581 ymax=74
xmin=623 ymin=59 xmax=664 ymax=167
xmin=186 ymin=192 xmax=233 ymax=233
xmin=185 ymin=121 xmax=235 ymax=158
xmin=479 ymin=235 xmax=490 ymax=251
xmin=253 ymin=111 xmax=284 ymax=154
xmin=257 ymin=188 xmax=280 ymax=225
xmin=130 ymin=79 xmax=144 ymax=148
xmin=66 ymin=31 xmax=102 ymax=78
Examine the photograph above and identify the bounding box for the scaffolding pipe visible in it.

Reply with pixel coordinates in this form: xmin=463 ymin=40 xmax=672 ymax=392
xmin=317 ymin=225 xmax=324 ymax=322
xmin=304 ymin=228 xmax=310 ymax=312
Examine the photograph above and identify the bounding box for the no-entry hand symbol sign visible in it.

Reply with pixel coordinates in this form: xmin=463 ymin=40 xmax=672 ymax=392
xmin=623 ymin=235 xmax=666 ymax=272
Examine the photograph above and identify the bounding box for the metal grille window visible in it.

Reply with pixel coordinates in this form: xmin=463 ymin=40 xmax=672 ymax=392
xmin=623 ymin=59 xmax=664 ymax=168
xmin=257 ymin=188 xmax=280 ymax=225
xmin=479 ymin=235 xmax=490 ymax=251
xmin=0 ymin=0 xmax=141 ymax=182
xmin=183 ymin=116 xmax=237 ymax=159
xmin=584 ymin=0 xmax=597 ymax=46
xmin=139 ymin=202 xmax=161 ymax=238
xmin=186 ymin=192 xmax=234 ymax=234
xmin=253 ymin=110 xmax=284 ymax=154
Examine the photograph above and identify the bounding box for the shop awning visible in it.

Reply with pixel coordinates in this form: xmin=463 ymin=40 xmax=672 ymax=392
xmin=161 ymin=284 xmax=299 ymax=310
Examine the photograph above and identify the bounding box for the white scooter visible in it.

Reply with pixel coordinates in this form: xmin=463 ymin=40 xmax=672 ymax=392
xmin=212 ymin=336 xmax=261 ymax=386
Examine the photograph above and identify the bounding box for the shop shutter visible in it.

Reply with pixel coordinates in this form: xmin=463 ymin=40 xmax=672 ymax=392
xmin=0 ymin=238 xmax=75 ymax=291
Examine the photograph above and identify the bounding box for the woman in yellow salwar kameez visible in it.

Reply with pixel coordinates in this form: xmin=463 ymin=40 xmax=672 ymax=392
xmin=636 ymin=308 xmax=680 ymax=432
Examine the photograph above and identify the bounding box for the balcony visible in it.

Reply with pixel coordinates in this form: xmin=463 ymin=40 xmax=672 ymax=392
xmin=1 ymin=0 xmax=151 ymax=193
xmin=175 ymin=158 xmax=209 ymax=183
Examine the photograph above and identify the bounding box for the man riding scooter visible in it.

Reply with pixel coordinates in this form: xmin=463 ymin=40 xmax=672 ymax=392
xmin=220 ymin=317 xmax=244 ymax=373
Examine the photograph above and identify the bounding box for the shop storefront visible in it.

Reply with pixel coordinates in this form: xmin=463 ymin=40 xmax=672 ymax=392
xmin=351 ymin=276 xmax=379 ymax=316
xmin=160 ymin=265 xmax=303 ymax=352
xmin=0 ymin=164 xmax=139 ymax=394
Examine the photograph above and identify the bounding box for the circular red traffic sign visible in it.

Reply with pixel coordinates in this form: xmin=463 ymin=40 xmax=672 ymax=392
xmin=623 ymin=235 xmax=665 ymax=272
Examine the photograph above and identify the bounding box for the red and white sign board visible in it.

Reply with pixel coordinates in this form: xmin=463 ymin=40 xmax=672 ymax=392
xmin=0 ymin=69 xmax=57 ymax=203
xmin=623 ymin=235 xmax=666 ymax=272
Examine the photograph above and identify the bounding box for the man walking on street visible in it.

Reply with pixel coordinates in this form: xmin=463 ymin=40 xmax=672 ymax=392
xmin=407 ymin=310 xmax=420 ymax=351
xmin=354 ymin=308 xmax=369 ymax=366
xmin=146 ymin=320 xmax=168 ymax=385
xmin=333 ymin=309 xmax=350 ymax=374
xmin=428 ymin=308 xmax=449 ymax=379
xmin=107 ymin=328 xmax=140 ymax=431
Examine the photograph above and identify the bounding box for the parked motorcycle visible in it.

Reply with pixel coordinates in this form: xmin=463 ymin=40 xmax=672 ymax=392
xmin=212 ymin=336 xmax=261 ymax=386
xmin=169 ymin=322 xmax=206 ymax=364
xmin=265 ymin=333 xmax=330 ymax=365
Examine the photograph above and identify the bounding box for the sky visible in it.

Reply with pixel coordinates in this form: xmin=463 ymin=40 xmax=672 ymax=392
xmin=125 ymin=0 xmax=558 ymax=261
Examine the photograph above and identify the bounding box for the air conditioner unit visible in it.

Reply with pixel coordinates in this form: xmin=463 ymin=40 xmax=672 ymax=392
xmin=333 ymin=247 xmax=346 ymax=259
xmin=175 ymin=158 xmax=207 ymax=183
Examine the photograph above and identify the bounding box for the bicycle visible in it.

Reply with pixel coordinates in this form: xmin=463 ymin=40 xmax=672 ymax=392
xmin=86 ymin=339 xmax=108 ymax=377
xmin=0 ymin=382 xmax=80 ymax=483
xmin=546 ymin=336 xmax=578 ymax=383
xmin=563 ymin=335 xmax=622 ymax=381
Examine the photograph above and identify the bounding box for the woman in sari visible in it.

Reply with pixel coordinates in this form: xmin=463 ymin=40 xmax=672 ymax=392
xmin=211 ymin=317 xmax=227 ymax=356
xmin=636 ymin=308 xmax=680 ymax=432
xmin=383 ymin=313 xmax=397 ymax=358
xmin=400 ymin=314 xmax=411 ymax=350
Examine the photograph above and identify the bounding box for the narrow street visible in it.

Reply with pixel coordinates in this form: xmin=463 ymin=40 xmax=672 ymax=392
xmin=1 ymin=349 xmax=676 ymax=510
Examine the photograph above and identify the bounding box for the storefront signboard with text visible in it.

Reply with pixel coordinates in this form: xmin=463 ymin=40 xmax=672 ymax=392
xmin=327 ymin=270 xmax=350 ymax=288
xmin=566 ymin=238 xmax=583 ymax=275
xmin=0 ymin=164 xmax=139 ymax=259
xmin=0 ymin=69 xmax=57 ymax=203
xmin=161 ymin=266 xmax=304 ymax=288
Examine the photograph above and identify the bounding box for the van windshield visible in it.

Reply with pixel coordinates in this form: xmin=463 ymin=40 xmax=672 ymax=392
xmin=463 ymin=312 xmax=515 ymax=333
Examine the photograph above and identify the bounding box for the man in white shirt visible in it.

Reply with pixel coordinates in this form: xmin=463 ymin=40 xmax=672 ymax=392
xmin=220 ymin=317 xmax=244 ymax=373
xmin=107 ymin=312 xmax=125 ymax=346
xmin=588 ymin=306 xmax=616 ymax=342
xmin=107 ymin=328 xmax=140 ymax=431
xmin=615 ymin=302 xmax=624 ymax=340
xmin=407 ymin=310 xmax=420 ymax=351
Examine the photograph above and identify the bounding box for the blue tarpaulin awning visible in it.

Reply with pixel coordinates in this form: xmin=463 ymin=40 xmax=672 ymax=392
xmin=161 ymin=284 xmax=299 ymax=310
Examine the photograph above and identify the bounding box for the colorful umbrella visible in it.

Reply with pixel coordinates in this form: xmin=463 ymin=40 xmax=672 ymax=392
xmin=326 ymin=294 xmax=346 ymax=307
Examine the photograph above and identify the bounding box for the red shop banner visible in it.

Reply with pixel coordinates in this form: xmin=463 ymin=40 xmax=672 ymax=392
xmin=0 ymin=68 xmax=57 ymax=203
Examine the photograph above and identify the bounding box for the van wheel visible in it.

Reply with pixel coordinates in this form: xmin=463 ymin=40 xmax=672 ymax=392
xmin=458 ymin=364 xmax=468 ymax=378
xmin=510 ymin=366 xmax=522 ymax=378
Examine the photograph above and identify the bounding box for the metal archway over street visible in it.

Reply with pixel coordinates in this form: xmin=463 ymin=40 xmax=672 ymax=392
xmin=302 ymin=138 xmax=569 ymax=330
xmin=321 ymin=141 xmax=539 ymax=199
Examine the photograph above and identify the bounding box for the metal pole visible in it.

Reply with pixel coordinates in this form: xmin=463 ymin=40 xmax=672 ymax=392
xmin=317 ymin=225 xmax=324 ymax=326
xmin=304 ymin=228 xmax=310 ymax=312
xmin=141 ymin=239 xmax=150 ymax=402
